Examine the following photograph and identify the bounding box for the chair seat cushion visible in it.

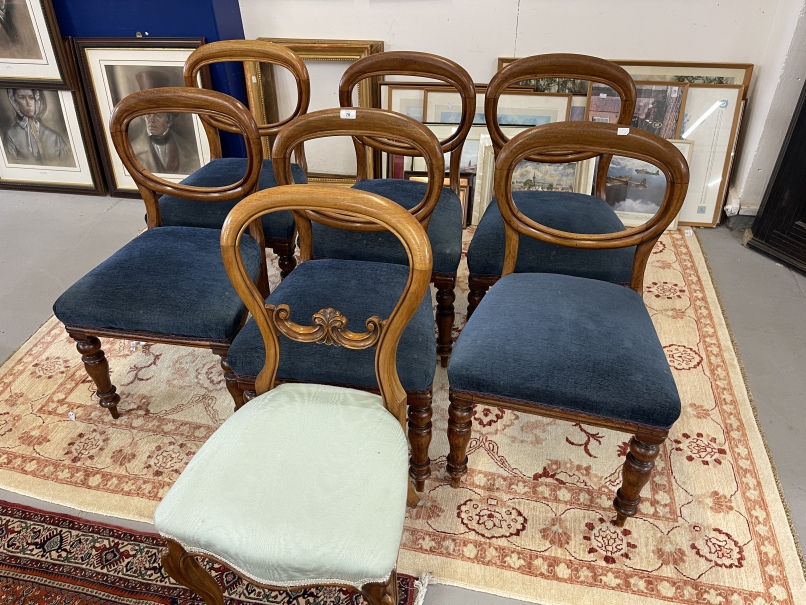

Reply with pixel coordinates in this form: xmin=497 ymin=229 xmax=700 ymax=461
xmin=154 ymin=382 xmax=409 ymax=588
xmin=53 ymin=226 xmax=262 ymax=341
xmin=467 ymin=191 xmax=634 ymax=283
xmin=448 ymin=273 xmax=680 ymax=429
xmin=310 ymin=179 xmax=463 ymax=275
xmin=159 ymin=158 xmax=307 ymax=241
xmin=228 ymin=259 xmax=436 ymax=392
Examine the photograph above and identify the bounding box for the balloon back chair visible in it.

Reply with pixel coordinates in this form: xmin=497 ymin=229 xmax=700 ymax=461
xmin=225 ymin=107 xmax=443 ymax=491
xmin=333 ymin=50 xmax=475 ymax=367
xmin=154 ymin=184 xmax=433 ymax=605
xmin=52 ymin=87 xmax=267 ymax=419
xmin=466 ymin=54 xmax=638 ymax=316
xmin=156 ymin=39 xmax=311 ymax=277
xmin=447 ymin=121 xmax=689 ymax=526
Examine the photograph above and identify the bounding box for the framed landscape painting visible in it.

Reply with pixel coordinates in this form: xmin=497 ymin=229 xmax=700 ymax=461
xmin=75 ymin=37 xmax=209 ymax=197
xmin=0 ymin=0 xmax=67 ymax=85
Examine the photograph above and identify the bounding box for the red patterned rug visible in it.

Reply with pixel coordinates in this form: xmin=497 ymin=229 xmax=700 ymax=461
xmin=0 ymin=501 xmax=418 ymax=604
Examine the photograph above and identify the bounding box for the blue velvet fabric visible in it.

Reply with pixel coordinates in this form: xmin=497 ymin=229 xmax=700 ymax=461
xmin=227 ymin=259 xmax=436 ymax=391
xmin=158 ymin=158 xmax=307 ymax=241
xmin=53 ymin=227 xmax=262 ymax=341
xmin=448 ymin=273 xmax=680 ymax=429
xmin=310 ymin=179 xmax=463 ymax=275
xmin=467 ymin=191 xmax=634 ymax=283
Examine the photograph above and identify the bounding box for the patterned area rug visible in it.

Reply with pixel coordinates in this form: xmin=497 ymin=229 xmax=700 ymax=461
xmin=0 ymin=230 xmax=804 ymax=605
xmin=0 ymin=501 xmax=418 ymax=604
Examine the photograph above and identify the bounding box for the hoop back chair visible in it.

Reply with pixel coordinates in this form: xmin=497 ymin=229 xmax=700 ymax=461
xmin=52 ymin=87 xmax=267 ymax=418
xmin=332 ymin=51 xmax=476 ymax=366
xmin=467 ymin=54 xmax=638 ymax=316
xmin=447 ymin=121 xmax=689 ymax=526
xmin=154 ymin=40 xmax=311 ymax=277
xmin=226 ymin=107 xmax=443 ymax=491
xmin=154 ymin=184 xmax=433 ymax=605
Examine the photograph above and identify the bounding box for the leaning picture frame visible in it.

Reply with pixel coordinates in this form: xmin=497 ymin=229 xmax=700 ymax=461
xmin=0 ymin=87 xmax=104 ymax=193
xmin=74 ymin=37 xmax=210 ymax=197
xmin=613 ymin=61 xmax=753 ymax=98
xmin=0 ymin=0 xmax=68 ymax=85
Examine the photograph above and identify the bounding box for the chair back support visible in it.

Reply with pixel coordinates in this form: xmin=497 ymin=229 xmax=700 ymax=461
xmin=338 ymin=50 xmax=475 ymax=190
xmin=272 ymin=107 xmax=444 ymax=241
xmin=495 ymin=121 xmax=689 ymax=292
xmin=221 ymin=184 xmax=433 ymax=428
xmin=110 ymin=87 xmax=264 ymax=242
xmin=486 ymin=54 xmax=636 ymax=163
xmin=184 ymin=39 xmax=310 ymax=158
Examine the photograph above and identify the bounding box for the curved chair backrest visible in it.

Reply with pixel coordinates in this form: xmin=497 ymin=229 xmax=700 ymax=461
xmin=110 ymin=86 xmax=264 ymax=241
xmin=495 ymin=121 xmax=689 ymax=292
xmin=338 ymin=50 xmax=475 ymax=192
xmin=272 ymin=107 xmax=444 ymax=241
xmin=221 ymin=184 xmax=433 ymax=429
xmin=184 ymin=39 xmax=310 ymax=158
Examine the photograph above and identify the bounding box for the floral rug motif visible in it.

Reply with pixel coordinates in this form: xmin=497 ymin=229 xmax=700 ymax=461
xmin=0 ymin=501 xmax=417 ymax=604
xmin=0 ymin=231 xmax=804 ymax=605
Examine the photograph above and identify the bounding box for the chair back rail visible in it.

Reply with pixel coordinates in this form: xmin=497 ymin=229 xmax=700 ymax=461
xmin=494 ymin=121 xmax=689 ymax=292
xmin=221 ymin=184 xmax=433 ymax=429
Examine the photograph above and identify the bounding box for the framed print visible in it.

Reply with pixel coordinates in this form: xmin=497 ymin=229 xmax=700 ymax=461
xmin=472 ymin=134 xmax=494 ymax=225
xmin=613 ymin=61 xmax=753 ymax=98
xmin=405 ymin=171 xmax=473 ymax=225
xmin=632 ymin=82 xmax=687 ymax=138
xmin=422 ymin=88 xmax=484 ymax=124
xmin=0 ymin=0 xmax=68 ymax=85
xmin=676 ymin=85 xmax=743 ymax=226
xmin=0 ymin=87 xmax=103 ymax=192
xmin=602 ymin=139 xmax=693 ymax=229
xmin=75 ymin=37 xmax=210 ymax=197
xmin=570 ymin=95 xmax=587 ymax=121
xmin=586 ymin=83 xmax=621 ymax=123
xmin=255 ymin=38 xmax=383 ymax=182
xmin=496 ymin=58 xmax=588 ymax=93
xmin=382 ymin=83 xmax=425 ymax=121
xmin=423 ymin=88 xmax=570 ymax=126
xmin=411 ymin=124 xmax=527 ymax=173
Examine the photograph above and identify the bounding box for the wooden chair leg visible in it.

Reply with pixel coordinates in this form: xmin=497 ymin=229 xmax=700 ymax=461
xmin=218 ymin=357 xmax=246 ymax=411
xmin=271 ymin=240 xmax=297 ymax=279
xmin=161 ymin=539 xmax=224 ymax=605
xmin=433 ymin=274 xmax=456 ymax=368
xmin=69 ymin=333 xmax=120 ymax=419
xmin=361 ymin=569 xmax=397 ymax=605
xmin=467 ymin=274 xmax=493 ymax=319
xmin=447 ymin=390 xmax=473 ymax=487
xmin=613 ymin=433 xmax=666 ymax=526
xmin=407 ymin=390 xmax=432 ymax=491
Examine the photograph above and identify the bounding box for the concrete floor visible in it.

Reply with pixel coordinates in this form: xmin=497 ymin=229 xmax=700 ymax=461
xmin=0 ymin=189 xmax=803 ymax=604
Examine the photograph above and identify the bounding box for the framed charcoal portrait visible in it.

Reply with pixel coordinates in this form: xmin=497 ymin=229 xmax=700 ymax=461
xmin=0 ymin=0 xmax=68 ymax=85
xmin=0 ymin=86 xmax=104 ymax=192
xmin=74 ymin=37 xmax=210 ymax=197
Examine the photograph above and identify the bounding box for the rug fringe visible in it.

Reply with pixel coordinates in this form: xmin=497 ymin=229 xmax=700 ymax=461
xmin=412 ymin=571 xmax=432 ymax=605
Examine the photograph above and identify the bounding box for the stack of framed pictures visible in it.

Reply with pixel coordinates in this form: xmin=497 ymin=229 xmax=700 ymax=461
xmin=0 ymin=0 xmax=104 ymax=194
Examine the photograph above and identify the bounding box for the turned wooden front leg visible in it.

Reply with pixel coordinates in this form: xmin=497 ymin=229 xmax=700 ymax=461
xmin=361 ymin=569 xmax=397 ymax=605
xmin=447 ymin=391 xmax=473 ymax=487
xmin=433 ymin=274 xmax=456 ymax=368
xmin=218 ymin=357 xmax=245 ymax=411
xmin=161 ymin=539 xmax=224 ymax=605
xmin=613 ymin=434 xmax=666 ymax=526
xmin=467 ymin=275 xmax=494 ymax=319
xmin=271 ymin=240 xmax=297 ymax=279
xmin=70 ymin=333 xmax=120 ymax=419
xmin=407 ymin=391 xmax=432 ymax=492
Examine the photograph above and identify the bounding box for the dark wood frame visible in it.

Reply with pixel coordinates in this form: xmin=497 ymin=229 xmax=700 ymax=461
xmin=73 ymin=37 xmax=208 ymax=197
xmin=0 ymin=0 xmax=70 ymax=86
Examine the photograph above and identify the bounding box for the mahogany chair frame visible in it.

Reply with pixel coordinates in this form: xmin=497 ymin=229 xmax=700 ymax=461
xmin=467 ymin=53 xmax=638 ymax=317
xmin=227 ymin=107 xmax=443 ymax=491
xmin=447 ymin=121 xmax=689 ymax=526
xmin=184 ymin=39 xmax=311 ymax=277
xmin=339 ymin=51 xmax=476 ymax=366
xmin=161 ymin=184 xmax=433 ymax=605
xmin=62 ymin=87 xmax=267 ymax=419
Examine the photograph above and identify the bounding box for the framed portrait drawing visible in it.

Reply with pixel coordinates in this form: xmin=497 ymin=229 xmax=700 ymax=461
xmin=74 ymin=37 xmax=210 ymax=197
xmin=0 ymin=87 xmax=104 ymax=192
xmin=0 ymin=0 xmax=68 ymax=85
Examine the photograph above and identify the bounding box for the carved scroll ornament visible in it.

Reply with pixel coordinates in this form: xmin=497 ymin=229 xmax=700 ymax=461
xmin=266 ymin=304 xmax=385 ymax=349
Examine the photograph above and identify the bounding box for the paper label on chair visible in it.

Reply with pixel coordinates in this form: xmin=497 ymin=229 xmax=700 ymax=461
xmin=340 ymin=109 xmax=357 ymax=119
xmin=599 ymin=93 xmax=607 ymax=98
xmin=617 ymin=127 xmax=630 ymax=135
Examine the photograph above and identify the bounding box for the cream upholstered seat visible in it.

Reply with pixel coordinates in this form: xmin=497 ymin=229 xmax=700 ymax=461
xmin=154 ymin=383 xmax=408 ymax=588
xmin=153 ymin=184 xmax=433 ymax=605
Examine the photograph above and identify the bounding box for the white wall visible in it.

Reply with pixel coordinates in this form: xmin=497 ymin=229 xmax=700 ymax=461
xmin=239 ymin=0 xmax=804 ymax=209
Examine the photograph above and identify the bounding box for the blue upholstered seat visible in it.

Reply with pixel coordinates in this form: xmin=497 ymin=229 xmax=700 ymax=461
xmin=448 ymin=272 xmax=681 ymax=429
xmin=310 ymin=179 xmax=463 ymax=276
xmin=53 ymin=227 xmax=262 ymax=341
xmin=159 ymin=158 xmax=307 ymax=240
xmin=468 ymin=191 xmax=635 ymax=283
xmin=227 ymin=258 xmax=436 ymax=391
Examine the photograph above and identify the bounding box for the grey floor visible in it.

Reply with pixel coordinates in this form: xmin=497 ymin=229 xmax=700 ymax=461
xmin=0 ymin=190 xmax=803 ymax=605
